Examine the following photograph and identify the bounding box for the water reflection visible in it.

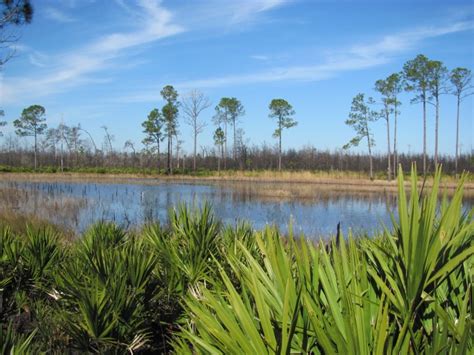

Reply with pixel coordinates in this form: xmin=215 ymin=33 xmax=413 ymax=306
xmin=0 ymin=180 xmax=471 ymax=238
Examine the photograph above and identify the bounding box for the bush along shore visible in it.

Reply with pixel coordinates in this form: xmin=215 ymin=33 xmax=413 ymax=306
xmin=0 ymin=167 xmax=473 ymax=353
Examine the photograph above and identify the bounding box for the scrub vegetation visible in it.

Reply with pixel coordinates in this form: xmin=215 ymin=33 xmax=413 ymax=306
xmin=1 ymin=167 xmax=472 ymax=353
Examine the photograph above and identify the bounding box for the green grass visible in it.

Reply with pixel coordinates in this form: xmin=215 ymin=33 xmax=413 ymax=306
xmin=1 ymin=164 xmax=472 ymax=182
xmin=0 ymin=166 xmax=472 ymax=353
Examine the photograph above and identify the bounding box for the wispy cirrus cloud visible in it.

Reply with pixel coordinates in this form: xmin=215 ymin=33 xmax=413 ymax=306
xmin=1 ymin=0 xmax=287 ymax=105
xmin=251 ymin=55 xmax=270 ymax=61
xmin=175 ymin=0 xmax=289 ymax=29
xmin=28 ymin=51 xmax=50 ymax=68
xmin=43 ymin=7 xmax=76 ymax=23
xmin=229 ymin=0 xmax=288 ymax=23
xmin=115 ymin=20 xmax=474 ymax=103
xmin=1 ymin=0 xmax=184 ymax=104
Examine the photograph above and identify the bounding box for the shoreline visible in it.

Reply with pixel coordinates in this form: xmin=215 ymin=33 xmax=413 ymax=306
xmin=1 ymin=171 xmax=473 ymax=197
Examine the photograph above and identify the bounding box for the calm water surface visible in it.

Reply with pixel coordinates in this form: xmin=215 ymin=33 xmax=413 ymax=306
xmin=1 ymin=180 xmax=471 ymax=238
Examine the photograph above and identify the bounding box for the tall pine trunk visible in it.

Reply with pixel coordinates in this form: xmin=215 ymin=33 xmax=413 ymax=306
xmin=434 ymin=94 xmax=439 ymax=168
xmin=367 ymin=141 xmax=373 ymax=180
xmin=167 ymin=134 xmax=173 ymax=175
xmin=224 ymin=121 xmax=227 ymax=170
xmin=176 ymin=137 xmax=180 ymax=169
xmin=386 ymin=110 xmax=391 ymax=181
xmin=170 ymin=135 xmax=173 ymax=174
xmin=34 ymin=129 xmax=37 ymax=170
xmin=233 ymin=120 xmax=236 ymax=160
xmin=455 ymin=95 xmax=460 ymax=176
xmin=393 ymin=101 xmax=398 ymax=175
xmin=366 ymin=121 xmax=373 ymax=180
xmin=278 ymin=119 xmax=282 ymax=171
xmin=217 ymin=144 xmax=222 ymax=172
xmin=422 ymin=96 xmax=427 ymax=176
xmin=156 ymin=139 xmax=160 ymax=170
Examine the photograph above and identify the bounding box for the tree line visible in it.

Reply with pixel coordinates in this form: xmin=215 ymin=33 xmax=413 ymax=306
xmin=0 ymin=87 xmax=303 ymax=174
xmin=1 ymin=56 xmax=472 ymax=177
xmin=344 ymin=54 xmax=472 ymax=180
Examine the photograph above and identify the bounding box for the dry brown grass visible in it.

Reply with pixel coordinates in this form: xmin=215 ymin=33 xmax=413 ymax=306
xmin=0 ymin=209 xmax=76 ymax=240
xmin=0 ymin=185 xmax=86 ymax=238
xmin=1 ymin=170 xmax=472 ymax=197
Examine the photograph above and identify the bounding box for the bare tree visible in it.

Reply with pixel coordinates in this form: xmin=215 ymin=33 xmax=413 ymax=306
xmin=181 ymin=89 xmax=211 ymax=172
xmin=0 ymin=110 xmax=6 ymax=136
xmin=101 ymin=125 xmax=114 ymax=153
xmin=78 ymin=125 xmax=97 ymax=153
xmin=124 ymin=140 xmax=136 ymax=154
xmin=175 ymin=135 xmax=184 ymax=169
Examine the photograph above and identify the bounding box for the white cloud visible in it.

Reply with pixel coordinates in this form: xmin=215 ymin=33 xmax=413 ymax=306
xmin=347 ymin=21 xmax=474 ymax=59
xmin=181 ymin=21 xmax=474 ymax=88
xmin=176 ymin=0 xmax=290 ymax=29
xmin=251 ymin=55 xmax=269 ymax=61
xmin=1 ymin=0 xmax=289 ymax=105
xmin=115 ymin=20 xmax=474 ymax=102
xmin=1 ymin=0 xmax=184 ymax=104
xmin=28 ymin=51 xmax=50 ymax=68
xmin=44 ymin=7 xmax=76 ymax=23
xmin=229 ymin=0 xmax=287 ymax=23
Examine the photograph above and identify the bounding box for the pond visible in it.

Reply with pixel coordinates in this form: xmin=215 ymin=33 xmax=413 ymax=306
xmin=0 ymin=179 xmax=471 ymax=238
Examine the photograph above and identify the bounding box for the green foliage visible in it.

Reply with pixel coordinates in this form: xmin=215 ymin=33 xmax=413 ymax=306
xmin=144 ymin=203 xmax=221 ymax=295
xmin=343 ymin=93 xmax=378 ymax=150
xmin=13 ymin=105 xmax=47 ymax=138
xmin=214 ymin=97 xmax=245 ymax=126
xmin=403 ymin=54 xmax=431 ymax=103
xmin=427 ymin=60 xmax=448 ymax=99
xmin=0 ymin=322 xmax=37 ymax=355
xmin=175 ymin=166 xmax=473 ymax=353
xmin=375 ymin=73 xmax=402 ymax=110
xmin=268 ymin=98 xmax=297 ymax=138
xmin=0 ymin=167 xmax=472 ymax=352
xmin=213 ymin=127 xmax=225 ymax=146
xmin=450 ymin=67 xmax=472 ymax=96
xmin=365 ymin=165 xmax=473 ymax=352
xmin=161 ymin=85 xmax=179 ymax=137
xmin=142 ymin=108 xmax=164 ymax=151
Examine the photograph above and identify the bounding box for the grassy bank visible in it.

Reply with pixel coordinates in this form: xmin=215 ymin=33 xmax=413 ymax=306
xmin=1 ymin=163 xmax=472 ymax=181
xmin=1 ymin=167 xmax=473 ymax=198
xmin=1 ymin=168 xmax=473 ymax=353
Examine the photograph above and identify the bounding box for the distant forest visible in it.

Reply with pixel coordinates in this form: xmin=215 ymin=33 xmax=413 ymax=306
xmin=0 ymin=144 xmax=472 ymax=177
xmin=1 ymin=53 xmax=473 ymax=178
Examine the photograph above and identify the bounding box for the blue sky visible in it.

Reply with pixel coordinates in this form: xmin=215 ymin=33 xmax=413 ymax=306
xmin=0 ymin=0 xmax=473 ymax=156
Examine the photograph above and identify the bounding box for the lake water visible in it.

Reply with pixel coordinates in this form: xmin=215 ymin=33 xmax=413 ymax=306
xmin=0 ymin=179 xmax=471 ymax=238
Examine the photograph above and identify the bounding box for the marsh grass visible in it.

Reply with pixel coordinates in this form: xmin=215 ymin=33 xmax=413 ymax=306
xmin=0 ymin=184 xmax=86 ymax=235
xmin=0 ymin=166 xmax=472 ymax=353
